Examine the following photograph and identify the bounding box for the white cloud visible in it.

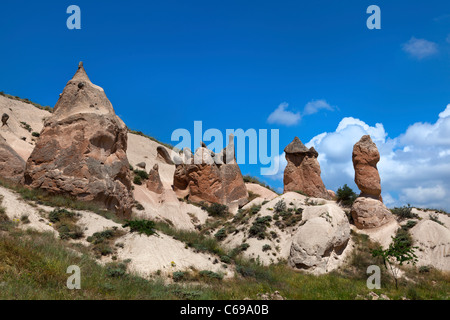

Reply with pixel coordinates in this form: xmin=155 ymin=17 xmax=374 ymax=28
xmin=268 ymin=99 xmax=336 ymax=127
xmin=439 ymin=104 xmax=450 ymax=118
xmin=402 ymin=37 xmax=438 ymax=59
xmin=308 ymin=105 xmax=450 ymax=210
xmin=266 ymin=104 xmax=450 ymax=210
xmin=303 ymin=99 xmax=334 ymax=115
xmin=267 ymin=102 xmax=301 ymax=126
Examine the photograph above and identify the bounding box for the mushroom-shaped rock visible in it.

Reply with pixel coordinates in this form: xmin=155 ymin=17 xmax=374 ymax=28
xmin=283 ymin=137 xmax=330 ymax=199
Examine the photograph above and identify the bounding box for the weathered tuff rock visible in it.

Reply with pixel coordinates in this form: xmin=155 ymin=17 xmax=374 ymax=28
xmin=352 ymin=135 xmax=382 ymax=200
xmin=350 ymin=135 xmax=393 ymax=229
xmin=173 ymin=134 xmax=248 ymax=207
xmin=410 ymin=220 xmax=450 ymax=271
xmin=283 ymin=137 xmax=330 ymax=199
xmin=146 ymin=164 xmax=164 ymax=194
xmin=0 ymin=135 xmax=26 ymax=184
xmin=350 ymin=197 xmax=394 ymax=229
xmin=289 ymin=204 xmax=350 ymax=274
xmin=1 ymin=113 xmax=9 ymax=126
xmin=136 ymin=162 xmax=146 ymax=169
xmin=156 ymin=146 xmax=174 ymax=165
xmin=24 ymin=62 xmax=134 ymax=217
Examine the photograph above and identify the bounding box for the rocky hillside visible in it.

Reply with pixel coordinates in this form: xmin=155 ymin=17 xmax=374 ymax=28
xmin=0 ymin=63 xmax=448 ymax=299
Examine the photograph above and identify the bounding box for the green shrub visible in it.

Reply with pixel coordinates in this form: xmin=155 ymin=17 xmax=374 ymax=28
xmin=429 ymin=213 xmax=444 ymax=226
xmin=402 ymin=220 xmax=417 ymax=231
xmin=274 ymin=200 xmax=286 ymax=213
xmin=202 ymin=202 xmax=229 ymax=217
xmin=214 ymin=228 xmax=227 ymax=241
xmin=220 ymin=255 xmax=231 ymax=264
xmin=106 ymin=262 xmax=127 ymax=278
xmin=133 ymin=169 xmax=149 ymax=180
xmin=57 ymin=223 xmax=84 ymax=240
xmin=87 ymin=229 xmax=116 ymax=244
xmin=390 ymin=205 xmax=419 ymax=220
xmin=173 ymin=271 xmax=186 ymax=282
xmin=48 ymin=208 xmax=76 ymax=223
xmin=31 ymin=132 xmax=40 ymax=137
xmin=134 ymin=201 xmax=145 ymax=211
xmin=133 ymin=176 xmax=142 ymax=185
xmin=123 ymin=219 xmax=157 ymax=236
xmin=249 ymin=216 xmax=272 ymax=240
xmin=336 ymin=184 xmax=358 ymax=207
xmin=419 ymin=265 xmax=432 ymax=273
xmin=262 ymin=244 xmax=271 ymax=252
xmin=199 ymin=270 xmax=223 ymax=280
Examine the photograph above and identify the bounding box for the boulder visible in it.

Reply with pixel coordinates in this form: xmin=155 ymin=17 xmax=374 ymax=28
xmin=350 ymin=197 xmax=394 ymax=229
xmin=352 ymin=135 xmax=381 ymax=200
xmin=24 ymin=62 xmax=134 ymax=217
xmin=283 ymin=137 xmax=330 ymax=199
xmin=410 ymin=220 xmax=450 ymax=271
xmin=327 ymin=190 xmax=336 ymax=199
xmin=0 ymin=135 xmax=26 ymax=184
xmin=146 ymin=164 xmax=164 ymax=194
xmin=1 ymin=113 xmax=9 ymax=126
xmin=289 ymin=204 xmax=351 ymax=274
xmin=136 ymin=162 xmax=146 ymax=169
xmin=156 ymin=146 xmax=174 ymax=165
xmin=173 ymin=134 xmax=248 ymax=207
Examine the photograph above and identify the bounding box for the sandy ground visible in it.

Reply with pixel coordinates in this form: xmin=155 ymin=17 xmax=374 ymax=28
xmin=0 ymin=95 xmax=51 ymax=160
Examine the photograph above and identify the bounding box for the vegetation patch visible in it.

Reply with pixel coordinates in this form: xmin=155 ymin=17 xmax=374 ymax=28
xmin=0 ymin=91 xmax=53 ymax=112
xmin=249 ymin=216 xmax=272 ymax=240
xmin=128 ymin=129 xmax=174 ymax=150
xmin=201 ymin=202 xmax=229 ymax=217
xmin=390 ymin=205 xmax=419 ymax=220
xmin=273 ymin=207 xmax=303 ymax=229
xmin=123 ymin=219 xmax=157 ymax=236
xmin=87 ymin=227 xmax=125 ymax=258
xmin=336 ymin=184 xmax=358 ymax=207
xmin=48 ymin=208 xmax=84 ymax=240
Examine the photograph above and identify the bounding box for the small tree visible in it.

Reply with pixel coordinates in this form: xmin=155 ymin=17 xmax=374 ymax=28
xmin=371 ymin=233 xmax=418 ymax=289
xmin=336 ymin=184 xmax=357 ymax=207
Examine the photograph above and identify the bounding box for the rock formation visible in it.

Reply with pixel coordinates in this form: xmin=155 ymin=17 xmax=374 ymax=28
xmin=351 ymin=197 xmax=394 ymax=229
xmin=352 ymin=135 xmax=382 ymax=200
xmin=1 ymin=113 xmax=9 ymax=126
xmin=410 ymin=220 xmax=450 ymax=271
xmin=0 ymin=135 xmax=26 ymax=184
xmin=173 ymin=134 xmax=248 ymax=207
xmin=289 ymin=204 xmax=350 ymax=274
xmin=283 ymin=137 xmax=330 ymax=199
xmin=136 ymin=162 xmax=146 ymax=169
xmin=24 ymin=62 xmax=134 ymax=217
xmin=147 ymin=164 xmax=164 ymax=194
xmin=350 ymin=135 xmax=393 ymax=229
xmin=156 ymin=146 xmax=174 ymax=165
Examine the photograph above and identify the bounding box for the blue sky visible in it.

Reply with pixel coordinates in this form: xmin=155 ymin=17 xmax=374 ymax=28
xmin=1 ymin=1 xmax=449 ymax=209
